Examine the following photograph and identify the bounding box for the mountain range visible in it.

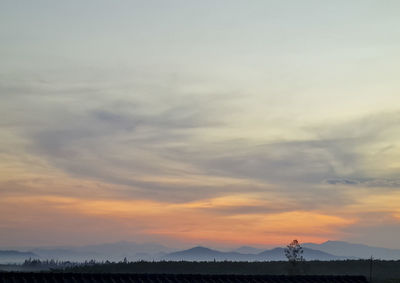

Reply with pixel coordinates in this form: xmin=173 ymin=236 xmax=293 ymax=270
xmin=163 ymin=246 xmax=350 ymax=261
xmin=303 ymin=241 xmax=400 ymax=260
xmin=1 ymin=241 xmax=399 ymax=263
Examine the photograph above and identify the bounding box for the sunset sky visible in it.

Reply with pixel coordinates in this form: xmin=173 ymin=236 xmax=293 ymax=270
xmin=1 ymin=1 xmax=400 ymax=249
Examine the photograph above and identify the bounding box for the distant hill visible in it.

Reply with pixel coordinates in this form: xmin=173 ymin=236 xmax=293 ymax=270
xmin=163 ymin=246 xmax=347 ymax=261
xmin=303 ymin=241 xmax=400 ymax=260
xmin=232 ymin=246 xmax=264 ymax=254
xmin=76 ymin=241 xmax=171 ymax=261
xmin=163 ymin=246 xmax=251 ymax=261
xmin=0 ymin=250 xmax=37 ymax=257
xmin=31 ymin=248 xmax=99 ymax=262
xmin=5 ymin=240 xmax=399 ymax=263
xmin=0 ymin=250 xmax=38 ymax=263
xmin=31 ymin=241 xmax=172 ymax=262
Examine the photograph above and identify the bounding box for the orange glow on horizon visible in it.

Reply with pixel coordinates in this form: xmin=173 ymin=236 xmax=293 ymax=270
xmin=0 ymin=194 xmax=356 ymax=246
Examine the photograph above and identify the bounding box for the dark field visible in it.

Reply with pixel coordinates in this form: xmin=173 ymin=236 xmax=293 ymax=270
xmin=59 ymin=260 xmax=400 ymax=283
xmin=2 ymin=260 xmax=400 ymax=282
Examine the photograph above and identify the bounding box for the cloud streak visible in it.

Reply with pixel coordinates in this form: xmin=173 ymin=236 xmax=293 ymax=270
xmin=1 ymin=67 xmax=400 ymax=247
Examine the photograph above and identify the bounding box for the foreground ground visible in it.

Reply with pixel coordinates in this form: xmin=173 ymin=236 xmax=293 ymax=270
xmin=2 ymin=260 xmax=400 ymax=282
xmin=62 ymin=260 xmax=400 ymax=282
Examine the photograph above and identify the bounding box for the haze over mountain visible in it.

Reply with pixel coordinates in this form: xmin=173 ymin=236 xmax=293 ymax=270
xmin=2 ymin=240 xmax=400 ymax=263
xmin=232 ymin=246 xmax=265 ymax=255
xmin=0 ymin=250 xmax=38 ymax=264
xmin=303 ymin=241 xmax=400 ymax=260
xmin=164 ymin=247 xmax=247 ymax=261
xmin=29 ymin=242 xmax=172 ymax=262
xmin=163 ymin=246 xmax=349 ymax=261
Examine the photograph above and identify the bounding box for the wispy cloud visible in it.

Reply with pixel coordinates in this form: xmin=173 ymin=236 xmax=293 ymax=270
xmin=1 ymin=71 xmax=400 ymax=247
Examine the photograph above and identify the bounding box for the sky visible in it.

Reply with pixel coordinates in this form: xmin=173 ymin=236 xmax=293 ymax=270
xmin=1 ymin=0 xmax=400 ymax=249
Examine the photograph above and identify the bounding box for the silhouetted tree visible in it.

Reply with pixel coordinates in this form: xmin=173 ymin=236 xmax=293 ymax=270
xmin=284 ymin=239 xmax=304 ymax=275
xmin=284 ymin=239 xmax=304 ymax=262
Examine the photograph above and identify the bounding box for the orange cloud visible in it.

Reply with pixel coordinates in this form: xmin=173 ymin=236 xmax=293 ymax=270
xmin=342 ymin=190 xmax=400 ymax=216
xmin=0 ymin=194 xmax=355 ymax=246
